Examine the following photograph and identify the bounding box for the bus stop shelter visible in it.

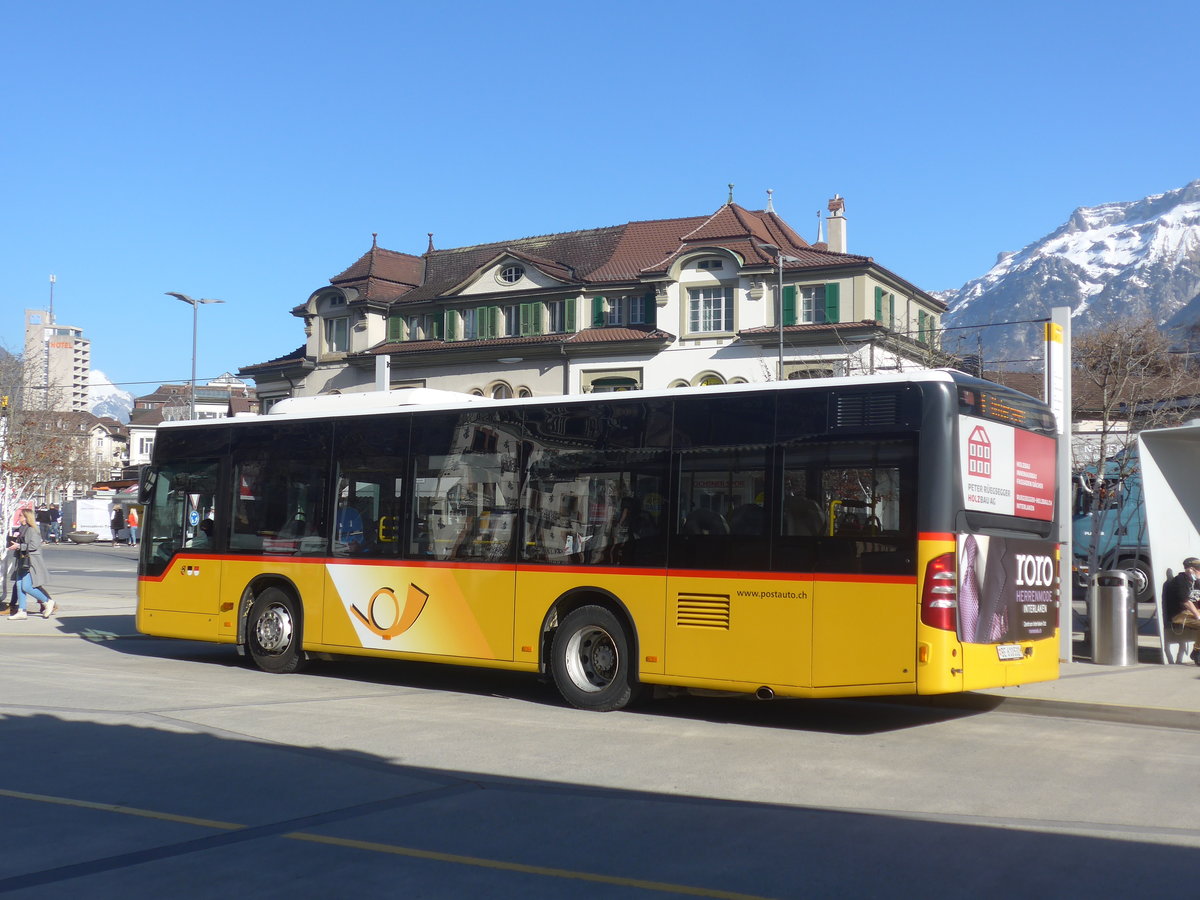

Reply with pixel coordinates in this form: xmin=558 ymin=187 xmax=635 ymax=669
xmin=1138 ymin=422 xmax=1200 ymax=664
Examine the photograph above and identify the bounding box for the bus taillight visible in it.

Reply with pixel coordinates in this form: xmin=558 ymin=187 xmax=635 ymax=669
xmin=921 ymin=552 xmax=958 ymax=631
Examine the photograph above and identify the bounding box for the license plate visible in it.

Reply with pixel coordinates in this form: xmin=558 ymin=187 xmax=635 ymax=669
xmin=997 ymin=644 xmax=1023 ymax=661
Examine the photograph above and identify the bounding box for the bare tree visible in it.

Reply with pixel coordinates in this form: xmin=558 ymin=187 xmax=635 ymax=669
xmin=1072 ymin=317 xmax=1200 ymax=596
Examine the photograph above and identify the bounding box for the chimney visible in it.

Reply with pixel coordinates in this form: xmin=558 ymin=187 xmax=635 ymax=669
xmin=826 ymin=194 xmax=846 ymax=253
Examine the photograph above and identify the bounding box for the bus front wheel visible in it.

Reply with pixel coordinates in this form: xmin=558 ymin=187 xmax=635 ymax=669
xmin=247 ymin=587 xmax=305 ymax=674
xmin=551 ymin=605 xmax=635 ymax=712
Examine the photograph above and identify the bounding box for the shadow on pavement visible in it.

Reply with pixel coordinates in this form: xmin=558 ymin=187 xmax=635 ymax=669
xmin=59 ymin=612 xmax=991 ymax=736
xmin=0 ymin=714 xmax=1193 ymax=895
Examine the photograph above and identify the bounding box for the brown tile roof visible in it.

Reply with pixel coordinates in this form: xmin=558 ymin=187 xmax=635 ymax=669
xmin=385 ymin=204 xmax=871 ymax=305
xmin=238 ymin=345 xmax=310 ymax=374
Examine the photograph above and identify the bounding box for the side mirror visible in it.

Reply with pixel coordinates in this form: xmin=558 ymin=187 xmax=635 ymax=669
xmin=138 ymin=466 xmax=155 ymax=505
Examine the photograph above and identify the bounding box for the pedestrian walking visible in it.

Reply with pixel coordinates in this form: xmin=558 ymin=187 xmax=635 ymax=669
xmin=5 ymin=509 xmax=55 ymax=620
xmin=47 ymin=503 xmax=61 ymax=542
xmin=127 ymin=506 xmax=139 ymax=546
xmin=111 ymin=505 xmax=126 ymax=547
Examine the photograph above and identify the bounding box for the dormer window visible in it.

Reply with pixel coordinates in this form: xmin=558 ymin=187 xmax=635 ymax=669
xmin=498 ymin=265 xmax=525 ymax=285
xmin=697 ymin=259 xmax=724 ymax=271
xmin=327 ymin=293 xmax=346 ymax=306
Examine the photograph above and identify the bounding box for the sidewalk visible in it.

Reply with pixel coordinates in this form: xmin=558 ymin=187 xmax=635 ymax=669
xmin=6 ymin=543 xmax=1200 ymax=727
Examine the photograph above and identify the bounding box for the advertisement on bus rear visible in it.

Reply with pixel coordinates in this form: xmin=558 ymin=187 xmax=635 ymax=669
xmin=959 ymin=415 xmax=1055 ymax=521
xmin=957 ymin=534 xmax=1057 ymax=643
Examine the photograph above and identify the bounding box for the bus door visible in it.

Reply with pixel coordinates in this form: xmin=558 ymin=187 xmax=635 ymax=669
xmin=666 ymin=445 xmax=813 ymax=686
xmin=807 ymin=444 xmax=918 ymax=688
xmin=142 ymin=459 xmax=222 ymax=616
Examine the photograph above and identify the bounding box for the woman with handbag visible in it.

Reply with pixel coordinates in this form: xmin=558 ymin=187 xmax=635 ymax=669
xmin=5 ymin=509 xmax=55 ymax=621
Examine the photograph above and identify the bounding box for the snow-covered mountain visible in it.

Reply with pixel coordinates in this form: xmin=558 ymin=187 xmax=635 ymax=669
xmin=89 ymin=369 xmax=134 ymax=423
xmin=942 ymin=180 xmax=1200 ymax=367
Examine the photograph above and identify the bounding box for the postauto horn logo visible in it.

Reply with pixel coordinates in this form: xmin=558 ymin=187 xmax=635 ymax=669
xmin=350 ymin=584 xmax=429 ymax=640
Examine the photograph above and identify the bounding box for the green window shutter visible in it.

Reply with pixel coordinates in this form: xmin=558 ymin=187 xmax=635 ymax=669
xmin=591 ymin=296 xmax=605 ymax=327
xmin=444 ymin=310 xmax=458 ymax=341
xmin=565 ymin=298 xmax=577 ymax=332
xmin=824 ymin=283 xmax=840 ymax=324
xmin=643 ymin=292 xmax=656 ymax=325
xmin=531 ymin=302 xmax=543 ymax=335
xmin=520 ymin=302 xmax=540 ymax=336
xmin=480 ymin=306 xmax=495 ymax=339
xmin=387 ymin=315 xmax=402 ymax=342
xmin=918 ymin=311 xmax=927 ymax=343
xmin=489 ymin=306 xmax=501 ymax=339
xmin=888 ymin=294 xmax=895 ymax=329
xmin=430 ymin=315 xmax=443 ymax=340
xmin=782 ymin=285 xmax=797 ymax=326
xmin=874 ymin=286 xmax=884 ymax=322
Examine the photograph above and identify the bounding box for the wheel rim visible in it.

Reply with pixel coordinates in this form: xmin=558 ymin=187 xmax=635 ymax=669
xmin=255 ymin=602 xmax=294 ymax=654
xmin=564 ymin=625 xmax=619 ymax=693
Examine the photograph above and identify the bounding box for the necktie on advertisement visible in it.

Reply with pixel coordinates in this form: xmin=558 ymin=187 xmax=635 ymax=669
xmin=958 ymin=534 xmax=980 ymax=643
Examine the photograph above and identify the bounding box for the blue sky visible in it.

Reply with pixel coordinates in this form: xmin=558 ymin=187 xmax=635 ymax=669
xmin=3 ymin=0 xmax=1197 ymax=394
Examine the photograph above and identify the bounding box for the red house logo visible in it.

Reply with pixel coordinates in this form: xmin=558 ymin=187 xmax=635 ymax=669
xmin=968 ymin=426 xmax=992 ymax=478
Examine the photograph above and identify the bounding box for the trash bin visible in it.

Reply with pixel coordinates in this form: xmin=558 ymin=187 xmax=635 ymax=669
xmin=1091 ymin=570 xmax=1138 ymax=666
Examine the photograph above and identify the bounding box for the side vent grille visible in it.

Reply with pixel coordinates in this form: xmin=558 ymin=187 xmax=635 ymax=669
xmin=676 ymin=594 xmax=731 ymax=630
xmin=835 ymin=393 xmax=899 ymax=428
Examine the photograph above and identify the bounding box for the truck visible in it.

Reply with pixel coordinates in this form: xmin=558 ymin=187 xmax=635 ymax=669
xmin=1072 ymin=446 xmax=1153 ymax=602
xmin=61 ymin=498 xmax=118 ymax=542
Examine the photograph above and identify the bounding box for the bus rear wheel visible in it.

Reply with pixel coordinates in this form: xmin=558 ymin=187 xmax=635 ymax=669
xmin=247 ymin=587 xmax=305 ymax=674
xmin=551 ymin=605 xmax=636 ymax=712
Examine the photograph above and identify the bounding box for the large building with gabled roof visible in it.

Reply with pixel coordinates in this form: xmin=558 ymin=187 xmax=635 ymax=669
xmin=239 ymin=195 xmax=947 ymax=408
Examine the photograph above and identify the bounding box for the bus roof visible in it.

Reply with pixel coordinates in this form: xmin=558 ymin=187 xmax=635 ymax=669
xmin=155 ymin=368 xmax=1032 ymax=430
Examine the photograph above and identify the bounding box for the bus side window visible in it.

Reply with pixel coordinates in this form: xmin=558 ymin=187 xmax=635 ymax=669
xmin=332 ymin=417 xmax=408 ymax=559
xmin=409 ymin=411 xmax=522 ymax=562
xmin=520 ymin=400 xmax=670 ymax=567
xmin=229 ymin=421 xmax=331 ymax=556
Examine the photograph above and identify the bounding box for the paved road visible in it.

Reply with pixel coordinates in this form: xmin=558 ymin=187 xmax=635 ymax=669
xmin=2 ymin=544 xmax=1199 ymax=897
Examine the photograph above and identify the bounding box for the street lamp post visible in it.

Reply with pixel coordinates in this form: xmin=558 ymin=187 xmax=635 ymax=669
xmin=165 ymin=292 xmax=225 ymax=420
xmin=755 ymin=243 xmax=803 ymax=379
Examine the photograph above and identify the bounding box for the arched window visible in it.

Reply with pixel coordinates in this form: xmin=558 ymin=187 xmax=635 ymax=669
xmin=694 ymin=373 xmax=726 ymax=387
xmin=490 ymin=382 xmax=513 ymax=400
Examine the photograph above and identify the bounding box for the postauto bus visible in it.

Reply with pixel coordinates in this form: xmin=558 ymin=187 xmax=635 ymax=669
xmin=137 ymin=371 xmax=1059 ymax=711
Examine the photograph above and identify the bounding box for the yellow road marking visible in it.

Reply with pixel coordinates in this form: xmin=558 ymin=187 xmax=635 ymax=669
xmin=288 ymin=832 xmax=775 ymax=899
xmin=0 ymin=788 xmax=244 ymax=831
xmin=0 ymin=787 xmax=776 ymax=900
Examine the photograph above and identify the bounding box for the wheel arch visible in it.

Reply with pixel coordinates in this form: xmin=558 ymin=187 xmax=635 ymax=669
xmin=538 ymin=586 xmax=639 ymax=679
xmin=237 ymin=574 xmax=305 ymax=649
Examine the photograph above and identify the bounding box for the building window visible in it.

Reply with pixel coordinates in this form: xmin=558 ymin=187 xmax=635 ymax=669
xmin=629 ymin=297 xmax=646 ymax=325
xmin=697 ymin=259 xmax=724 ymax=270
xmin=462 ymin=308 xmax=478 ymax=340
xmin=582 ymin=369 xmax=643 ymax=393
xmin=325 ymin=316 xmax=349 ymax=352
xmin=606 ymin=298 xmax=626 ymax=326
xmin=491 ymin=382 xmax=513 ymax=399
xmin=800 ymin=286 xmax=826 ymax=324
xmin=546 ymin=300 xmax=564 ymax=333
xmin=407 ymin=316 xmax=421 ymax=340
xmin=688 ymin=287 xmax=733 ymax=334
xmin=326 ymin=293 xmax=345 ymax=307
xmin=498 ymin=265 xmax=525 ymax=285
xmin=503 ymin=305 xmax=520 ymax=337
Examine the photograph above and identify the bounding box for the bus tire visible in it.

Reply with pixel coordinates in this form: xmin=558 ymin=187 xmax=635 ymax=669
xmin=246 ymin=587 xmax=305 ymax=674
xmin=550 ymin=605 xmax=635 ymax=712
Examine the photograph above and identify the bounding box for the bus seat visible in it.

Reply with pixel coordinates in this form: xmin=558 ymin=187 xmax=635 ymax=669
xmin=683 ymin=509 xmax=729 ymax=535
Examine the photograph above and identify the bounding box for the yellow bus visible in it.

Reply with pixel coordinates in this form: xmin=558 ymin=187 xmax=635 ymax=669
xmin=136 ymin=371 xmax=1060 ymax=711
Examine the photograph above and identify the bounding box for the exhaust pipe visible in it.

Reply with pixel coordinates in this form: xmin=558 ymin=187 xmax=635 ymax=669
xmin=755 ymin=686 xmax=775 ymax=700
